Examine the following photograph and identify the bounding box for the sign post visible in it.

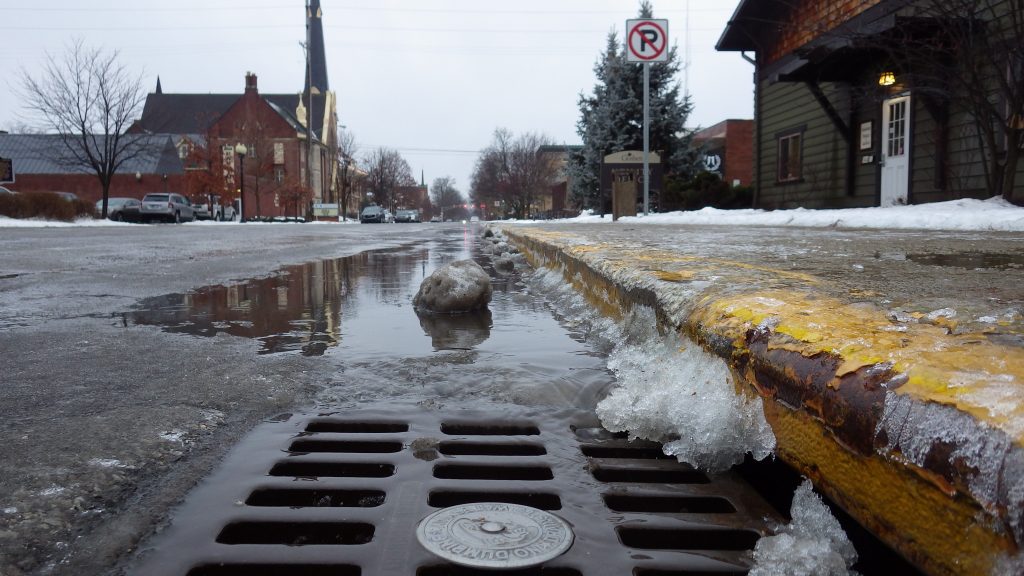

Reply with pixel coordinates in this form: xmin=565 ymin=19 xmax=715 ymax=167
xmin=626 ymin=18 xmax=668 ymax=216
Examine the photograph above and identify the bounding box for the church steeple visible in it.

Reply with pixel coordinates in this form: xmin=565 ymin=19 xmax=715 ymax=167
xmin=155 ymin=76 xmax=162 ymax=94
xmin=304 ymin=0 xmax=329 ymax=96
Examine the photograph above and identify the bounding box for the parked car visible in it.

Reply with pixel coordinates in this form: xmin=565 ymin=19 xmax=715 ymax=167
xmin=394 ymin=209 xmax=420 ymax=223
xmin=140 ymin=193 xmax=195 ymax=223
xmin=52 ymin=191 xmax=79 ymax=202
xmin=360 ymin=205 xmax=387 ymax=223
xmin=430 ymin=215 xmax=442 ymax=223
xmin=191 ymin=195 xmax=236 ymax=221
xmin=95 ymin=197 xmax=142 ymax=222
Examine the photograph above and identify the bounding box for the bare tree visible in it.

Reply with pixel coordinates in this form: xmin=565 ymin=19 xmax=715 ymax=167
xmin=337 ymin=129 xmax=358 ymax=220
xmin=19 ymin=39 xmax=147 ymax=217
xmin=895 ymin=0 xmax=1024 ymax=202
xmin=430 ymin=176 xmax=464 ymax=220
xmin=472 ymin=128 xmax=559 ymax=219
xmin=362 ymin=147 xmax=413 ymax=213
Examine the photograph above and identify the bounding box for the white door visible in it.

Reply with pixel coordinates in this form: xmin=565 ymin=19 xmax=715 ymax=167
xmin=880 ymin=95 xmax=911 ymax=206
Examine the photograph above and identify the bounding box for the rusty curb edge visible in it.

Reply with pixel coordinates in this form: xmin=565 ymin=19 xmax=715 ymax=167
xmin=499 ymin=225 xmax=1024 ymax=576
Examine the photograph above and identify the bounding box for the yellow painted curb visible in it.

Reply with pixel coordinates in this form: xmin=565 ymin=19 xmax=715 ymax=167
xmin=502 ymin=225 xmax=1024 ymax=576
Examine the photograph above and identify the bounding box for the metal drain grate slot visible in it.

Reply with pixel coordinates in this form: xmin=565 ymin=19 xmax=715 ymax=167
xmin=288 ymin=439 xmax=403 ymax=453
xmin=433 ymin=463 xmax=554 ymax=481
xmin=131 ymin=403 xmax=784 ymax=576
xmin=304 ymin=421 xmax=409 ymax=434
xmin=216 ymin=521 xmax=374 ymax=545
xmin=187 ymin=564 xmax=361 ymax=576
xmin=417 ymin=566 xmax=582 ymax=576
xmin=579 ymin=444 xmax=673 ymax=460
xmin=617 ymin=527 xmax=760 ymax=551
xmin=268 ymin=461 xmax=395 ymax=478
xmin=603 ymin=494 xmax=735 ymax=514
xmin=441 ymin=422 xmax=540 ymax=436
xmin=427 ymin=490 xmax=562 ymax=510
xmin=246 ymin=488 xmax=386 ymax=508
xmin=591 ymin=466 xmax=709 ymax=484
xmin=438 ymin=441 xmax=547 ymax=456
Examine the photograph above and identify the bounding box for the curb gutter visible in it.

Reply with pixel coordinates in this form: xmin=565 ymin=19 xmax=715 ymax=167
xmin=501 ymin=225 xmax=1024 ymax=576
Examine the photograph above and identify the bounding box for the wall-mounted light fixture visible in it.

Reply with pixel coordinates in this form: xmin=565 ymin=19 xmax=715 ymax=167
xmin=135 ymin=171 xmax=142 ymax=181
xmin=878 ymin=71 xmax=896 ymax=86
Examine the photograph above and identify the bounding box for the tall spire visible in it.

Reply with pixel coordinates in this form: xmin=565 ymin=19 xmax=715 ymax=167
xmin=155 ymin=75 xmax=162 ymax=94
xmin=304 ymin=0 xmax=329 ymax=95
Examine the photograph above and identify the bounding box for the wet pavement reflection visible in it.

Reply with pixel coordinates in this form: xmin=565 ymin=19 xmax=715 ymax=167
xmin=906 ymin=251 xmax=1024 ymax=270
xmin=126 ymin=227 xmax=615 ymax=408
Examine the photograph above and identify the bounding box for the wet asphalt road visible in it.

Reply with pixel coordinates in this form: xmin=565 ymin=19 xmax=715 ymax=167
xmin=2 ymin=221 xmax=1023 ymax=575
xmin=0 ymin=223 xmax=465 ymax=575
xmin=0 ymin=221 xmax=616 ymax=576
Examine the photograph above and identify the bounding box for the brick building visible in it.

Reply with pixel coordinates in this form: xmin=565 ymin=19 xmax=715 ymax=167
xmin=129 ymin=0 xmax=337 ymax=219
xmin=131 ymin=72 xmax=330 ymax=220
xmin=691 ymin=119 xmax=754 ymax=187
xmin=1 ymin=1 xmax=339 ymax=218
xmin=0 ymin=133 xmax=185 ymax=203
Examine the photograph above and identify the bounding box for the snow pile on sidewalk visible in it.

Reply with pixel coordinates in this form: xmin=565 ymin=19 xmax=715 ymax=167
xmin=0 ymin=216 xmax=138 ymax=228
xmin=528 ymin=266 xmax=775 ymax=472
xmin=508 ymin=196 xmax=1024 ymax=232
xmin=749 ymin=480 xmax=859 ymax=576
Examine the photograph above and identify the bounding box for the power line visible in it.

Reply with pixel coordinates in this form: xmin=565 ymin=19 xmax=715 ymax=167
xmin=0 ymin=5 xmax=732 ymax=16
xmin=361 ymin=146 xmax=482 ymax=157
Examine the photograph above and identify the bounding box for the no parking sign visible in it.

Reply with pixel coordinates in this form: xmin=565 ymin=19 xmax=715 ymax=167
xmin=626 ymin=19 xmax=669 ymax=63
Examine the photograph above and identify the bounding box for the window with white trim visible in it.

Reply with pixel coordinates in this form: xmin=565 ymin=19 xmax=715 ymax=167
xmin=777 ymin=130 xmax=803 ymax=183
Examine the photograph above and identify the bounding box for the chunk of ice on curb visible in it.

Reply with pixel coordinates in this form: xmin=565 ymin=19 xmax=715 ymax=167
xmin=595 ymin=307 xmax=775 ymax=472
xmin=749 ymin=480 xmax=858 ymax=576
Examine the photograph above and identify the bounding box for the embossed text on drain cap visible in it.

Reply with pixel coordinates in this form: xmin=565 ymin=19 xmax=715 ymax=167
xmin=416 ymin=502 xmax=573 ymax=569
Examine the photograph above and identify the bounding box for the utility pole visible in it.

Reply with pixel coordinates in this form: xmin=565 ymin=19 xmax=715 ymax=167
xmin=305 ymin=1 xmax=314 ymax=204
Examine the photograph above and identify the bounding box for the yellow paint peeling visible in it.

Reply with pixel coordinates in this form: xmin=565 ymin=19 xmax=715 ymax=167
xmin=654 ymin=270 xmax=697 ymax=282
xmin=501 ymin=225 xmax=1024 ymax=575
xmin=694 ymin=290 xmax=1024 ymax=443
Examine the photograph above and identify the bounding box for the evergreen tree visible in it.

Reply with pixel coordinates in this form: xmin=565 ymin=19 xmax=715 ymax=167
xmin=569 ymin=1 xmax=698 ymax=211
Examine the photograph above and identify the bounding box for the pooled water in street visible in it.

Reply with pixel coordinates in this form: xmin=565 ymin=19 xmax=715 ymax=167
xmin=127 ymin=225 xmax=617 ymax=410
xmin=116 ymin=225 xmax=916 ymax=576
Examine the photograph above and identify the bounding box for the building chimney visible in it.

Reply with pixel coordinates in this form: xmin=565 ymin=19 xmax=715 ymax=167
xmin=245 ymin=72 xmax=258 ymax=94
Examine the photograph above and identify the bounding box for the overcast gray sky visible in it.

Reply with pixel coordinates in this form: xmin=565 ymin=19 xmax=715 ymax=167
xmin=0 ymin=0 xmax=753 ymax=194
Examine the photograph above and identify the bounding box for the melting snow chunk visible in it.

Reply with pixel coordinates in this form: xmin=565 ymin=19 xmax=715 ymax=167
xmin=749 ymin=480 xmax=858 ymax=576
xmin=159 ymin=430 xmax=185 ymax=443
xmin=88 ymin=458 xmax=127 ymax=468
xmin=595 ymin=307 xmax=775 ymax=473
xmin=39 ymin=486 xmax=66 ymax=497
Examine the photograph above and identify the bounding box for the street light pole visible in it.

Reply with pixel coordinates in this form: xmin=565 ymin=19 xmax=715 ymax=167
xmin=340 ymin=156 xmax=349 ymax=222
xmin=235 ymin=143 xmax=248 ymax=222
xmin=305 ymin=1 xmax=314 ymax=213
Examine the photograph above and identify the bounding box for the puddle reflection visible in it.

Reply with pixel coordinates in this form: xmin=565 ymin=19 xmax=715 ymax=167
xmin=417 ymin=310 xmax=492 ymax=350
xmin=907 ymin=252 xmax=1024 ymax=270
xmin=125 ymin=229 xmax=617 ymax=410
xmin=128 ymin=245 xmax=462 ymax=356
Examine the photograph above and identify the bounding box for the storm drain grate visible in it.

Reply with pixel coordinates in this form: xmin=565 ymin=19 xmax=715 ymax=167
xmin=130 ymin=401 xmax=781 ymax=576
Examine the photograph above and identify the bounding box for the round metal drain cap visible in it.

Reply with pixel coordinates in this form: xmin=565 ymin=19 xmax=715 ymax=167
xmin=416 ymin=502 xmax=574 ymax=569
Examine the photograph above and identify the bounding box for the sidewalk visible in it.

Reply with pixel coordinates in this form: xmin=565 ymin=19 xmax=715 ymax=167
xmin=499 ymin=222 xmax=1024 ymax=576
